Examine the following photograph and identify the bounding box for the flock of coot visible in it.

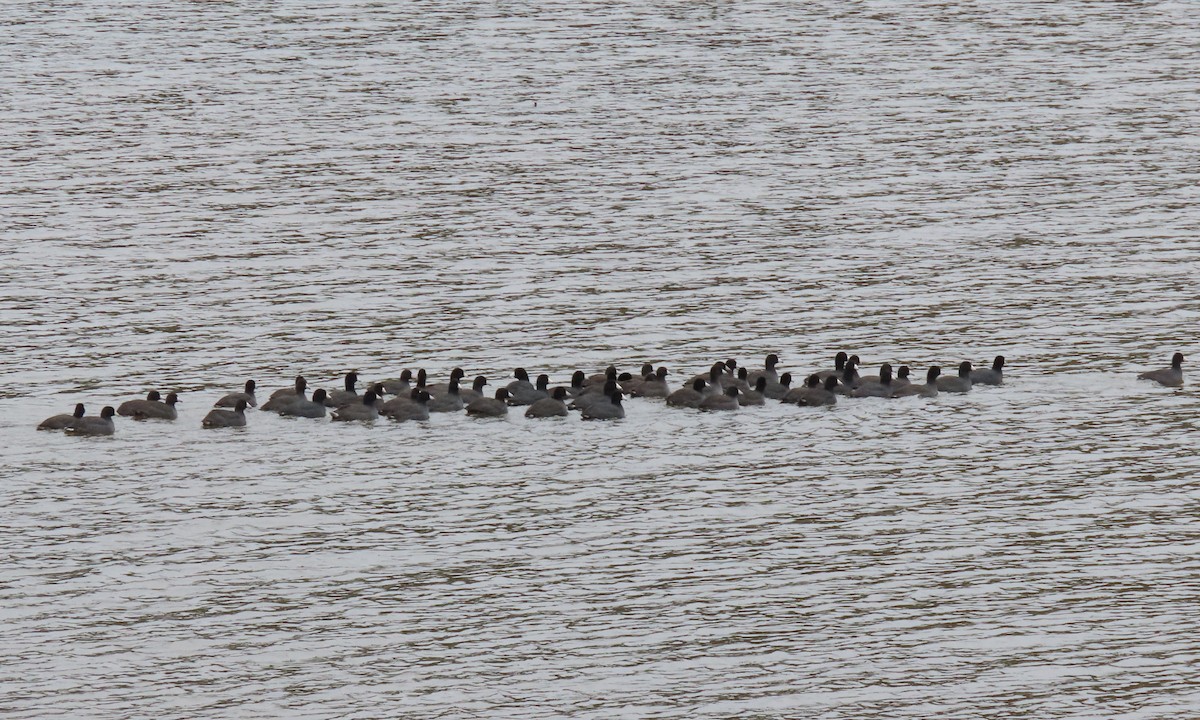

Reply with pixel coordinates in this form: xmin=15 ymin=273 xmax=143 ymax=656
xmin=36 ymin=352 xmax=1185 ymax=435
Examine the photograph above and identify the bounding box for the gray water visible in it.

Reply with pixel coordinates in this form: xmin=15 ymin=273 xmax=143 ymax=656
xmin=2 ymin=1 xmax=1199 ymax=718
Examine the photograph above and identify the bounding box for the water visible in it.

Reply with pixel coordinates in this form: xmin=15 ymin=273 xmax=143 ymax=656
xmin=2 ymin=1 xmax=1199 ymax=717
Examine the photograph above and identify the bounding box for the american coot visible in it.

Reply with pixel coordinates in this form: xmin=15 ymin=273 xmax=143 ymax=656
xmin=667 ymin=379 xmax=707 ymax=408
xmin=38 ymin=403 xmax=86 ymax=431
xmin=571 ymin=380 xmax=621 ymax=412
xmin=619 ymin=364 xmax=656 ymax=396
xmin=117 ymin=390 xmax=160 ymax=416
xmin=467 ymin=388 xmax=511 ymax=417
xmin=526 ymin=387 xmax=570 ymax=418
xmin=215 ymin=380 xmax=257 ymax=408
xmin=632 ymin=367 xmax=670 ymax=397
xmin=762 ymin=372 xmax=793 ymax=400
xmin=278 ymin=389 xmax=329 ymax=418
xmin=122 ymin=392 xmax=180 ymax=420
xmin=331 ymin=391 xmax=379 ymax=421
xmin=508 ymin=373 xmax=550 ymax=406
xmin=851 ymin=364 xmax=894 ymax=398
xmin=1137 ymin=353 xmax=1183 ymax=387
xmin=893 ymin=367 xmax=941 ymax=398
xmin=970 ymin=356 xmax=1005 ymax=385
xmin=937 ymin=362 xmax=973 ymax=393
xmin=815 ymin=352 xmax=850 ymax=381
xmin=893 ymin=366 xmax=911 ymax=388
xmin=325 ymin=371 xmax=360 ymax=407
xmin=458 ymin=375 xmax=489 ymax=403
xmin=66 ymin=407 xmax=116 ymax=436
xmin=582 ymin=391 xmax=625 ymax=420
xmin=378 ymin=369 xmax=414 ymax=396
xmin=426 ymin=368 xmax=466 ymax=397
xmin=799 ymin=376 xmax=839 ymax=407
xmin=699 ymin=386 xmax=740 ymax=411
xmin=747 ymin=353 xmax=780 ymax=385
xmin=566 ymin=370 xmax=588 ymax=397
xmin=266 ymin=376 xmax=307 ymax=403
xmin=428 ymin=378 xmax=464 ymax=413
xmin=782 ymin=375 xmax=819 ymax=404
xmin=831 ymin=362 xmax=861 ymax=396
xmin=386 ymin=390 xmax=431 ymax=422
xmin=585 ymin=366 xmax=617 ymax=387
xmin=203 ymin=399 xmax=248 ymax=428
xmin=739 ymin=377 xmax=768 ymax=406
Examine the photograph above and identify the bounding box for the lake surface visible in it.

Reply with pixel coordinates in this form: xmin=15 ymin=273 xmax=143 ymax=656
xmin=2 ymin=1 xmax=1199 ymax=718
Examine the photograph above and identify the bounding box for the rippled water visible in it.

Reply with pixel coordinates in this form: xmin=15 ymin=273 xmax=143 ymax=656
xmin=3 ymin=1 xmax=1199 ymax=717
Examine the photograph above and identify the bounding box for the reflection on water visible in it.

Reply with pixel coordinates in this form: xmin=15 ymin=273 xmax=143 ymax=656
xmin=2 ymin=1 xmax=1199 ymax=717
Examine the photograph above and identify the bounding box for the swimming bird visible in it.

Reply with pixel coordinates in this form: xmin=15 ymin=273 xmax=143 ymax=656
xmin=1137 ymin=352 xmax=1184 ymax=387
xmin=851 ymin=364 xmax=894 ymax=398
xmin=427 ymin=378 xmax=464 ymax=413
xmin=525 ymin=387 xmax=570 ymax=418
xmin=585 ymin=366 xmax=618 ymax=387
xmin=581 ymin=391 xmax=625 ymax=420
xmin=386 ymin=390 xmax=431 ymax=422
xmin=215 ymin=380 xmax=257 ymax=408
xmin=325 ymin=371 xmax=360 ymax=407
xmin=458 ymin=375 xmax=489 ymax=403
xmin=202 ymin=399 xmax=248 ymax=428
xmin=117 ymin=391 xmax=160 ymax=416
xmin=566 ymin=370 xmax=588 ymax=397
xmin=747 ymin=354 xmax=780 ymax=385
xmin=739 ymin=377 xmax=768 ymax=406
xmin=331 ymin=390 xmax=379 ymax=421
xmin=970 ymin=356 xmax=1006 ymax=386
xmin=267 ymin=376 xmax=307 ymax=403
xmin=936 ymin=361 xmax=973 ymax=393
xmin=798 ymin=376 xmax=839 ymax=406
xmin=667 ymin=379 xmax=706 ymax=408
xmin=467 ymin=388 xmax=511 ymax=417
xmin=831 ymin=361 xmax=861 ymax=396
xmin=815 ymin=352 xmax=850 ymax=381
xmin=762 ymin=372 xmax=793 ymax=400
xmin=782 ymin=375 xmax=819 ymax=404
xmin=121 ymin=392 xmax=180 ymax=420
xmin=278 ymin=388 xmax=329 ymax=418
xmin=892 ymin=367 xmax=941 ymax=398
xmin=65 ymin=406 xmax=116 ymax=436
xmin=631 ymin=367 xmax=670 ymax=397
xmin=378 ymin=369 xmax=413 ymax=396
xmin=508 ymin=373 xmax=550 ymax=406
xmin=699 ymin=386 xmax=739 ymax=411
xmin=38 ymin=403 xmax=86 ymax=430
xmin=426 ymin=368 xmax=466 ymax=397
xmin=570 ymin=380 xmax=621 ymax=412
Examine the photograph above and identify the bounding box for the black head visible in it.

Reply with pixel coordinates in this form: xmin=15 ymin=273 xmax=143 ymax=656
xmin=959 ymin=361 xmax=972 ymax=377
xmin=101 ymin=406 xmax=115 ymax=419
xmin=834 ymin=351 xmax=848 ymax=369
xmin=779 ymin=372 xmax=792 ymax=387
xmin=409 ymin=388 xmax=422 ymax=399
xmin=416 ymin=369 xmax=427 ymax=386
xmin=495 ymin=388 xmax=511 ymax=401
xmin=709 ymin=365 xmax=723 ymax=380
xmin=73 ymin=403 xmax=86 ymax=418
xmin=657 ymin=367 xmax=669 ymax=379
xmin=295 ymin=376 xmax=307 ymax=391
xmin=993 ymin=355 xmax=1006 ymax=370
xmin=640 ymin=363 xmax=654 ymax=376
xmin=373 ymin=383 xmax=385 ymax=395
xmin=849 ymin=355 xmax=860 ymax=366
xmin=474 ymin=375 xmax=488 ymax=390
xmin=824 ymin=376 xmax=839 ymax=390
xmin=165 ymin=393 xmax=180 ymax=405
xmin=603 ymin=379 xmax=619 ymax=395
xmin=725 ymin=386 xmax=738 ymax=397
xmin=245 ymin=380 xmax=256 ymax=393
xmin=927 ymin=366 xmax=942 ymax=382
xmin=1172 ymin=352 xmax=1183 ymax=367
xmin=692 ymin=378 xmax=706 ymax=392
xmin=572 ymin=370 xmax=586 ymax=387
xmin=312 ymin=389 xmax=328 ymax=403
xmin=417 ymin=390 xmax=431 ymax=404
xmin=738 ymin=367 xmax=748 ymax=380
xmin=725 ymin=359 xmax=737 ymax=371
xmin=755 ymin=377 xmax=767 ymax=391
xmin=448 ymin=378 xmax=460 ymax=394
xmin=344 ymin=371 xmax=358 ymax=390
xmin=880 ymin=365 xmax=893 ymax=384
xmin=605 ymin=366 xmax=617 ymax=379
xmin=806 ymin=375 xmax=820 ymax=388
xmin=766 ymin=353 xmax=779 ymax=368
xmin=147 ymin=390 xmax=162 ymax=401
xmin=897 ymin=366 xmax=910 ymax=380
xmin=363 ymin=390 xmax=378 ymax=405
xmin=536 ymin=374 xmax=549 ymax=390
xmin=234 ymin=399 xmax=248 ymax=413
xmin=551 ymin=387 xmax=568 ymax=401
xmin=400 ymin=369 xmax=413 ymax=382
xmin=514 ymin=367 xmax=529 ymax=381
xmin=618 ymin=372 xmax=633 ymax=382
